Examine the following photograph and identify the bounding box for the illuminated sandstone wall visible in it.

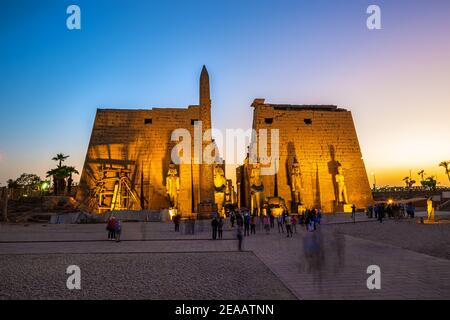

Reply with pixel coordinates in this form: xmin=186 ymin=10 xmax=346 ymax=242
xmin=249 ymin=101 xmax=373 ymax=212
xmin=76 ymin=106 xmax=215 ymax=215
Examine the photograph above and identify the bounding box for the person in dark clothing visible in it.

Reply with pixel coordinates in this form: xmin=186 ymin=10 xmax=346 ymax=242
xmin=236 ymin=212 xmax=244 ymax=227
xmin=236 ymin=225 xmax=243 ymax=251
xmin=106 ymin=216 xmax=116 ymax=240
xmin=304 ymin=209 xmax=310 ymax=231
xmin=311 ymin=208 xmax=317 ymax=230
xmin=243 ymin=213 xmax=250 ymax=236
xmin=285 ymin=214 xmax=293 ymax=238
xmin=277 ymin=214 xmax=284 ymax=233
xmin=378 ymin=205 xmax=384 ymax=223
xmin=211 ymin=217 xmax=218 ymax=240
xmin=173 ymin=214 xmax=181 ymax=232
xmin=230 ymin=211 xmax=236 ymax=227
xmin=217 ymin=217 xmax=224 ymax=239
xmin=351 ymin=204 xmax=356 ymax=222
xmin=250 ymin=215 xmax=256 ymax=235
xmin=114 ymin=219 xmax=122 ymax=242
xmin=270 ymin=213 xmax=275 ymax=228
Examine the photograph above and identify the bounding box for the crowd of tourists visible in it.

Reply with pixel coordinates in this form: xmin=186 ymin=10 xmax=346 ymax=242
xmin=367 ymin=202 xmax=416 ymax=222
xmin=207 ymin=207 xmax=323 ymax=250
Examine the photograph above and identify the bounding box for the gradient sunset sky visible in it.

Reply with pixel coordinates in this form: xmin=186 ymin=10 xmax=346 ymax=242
xmin=0 ymin=0 xmax=449 ymax=187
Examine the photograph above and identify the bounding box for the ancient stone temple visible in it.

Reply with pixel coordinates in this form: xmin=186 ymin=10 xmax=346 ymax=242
xmin=76 ymin=66 xmax=215 ymax=215
xmin=236 ymin=99 xmax=373 ymax=213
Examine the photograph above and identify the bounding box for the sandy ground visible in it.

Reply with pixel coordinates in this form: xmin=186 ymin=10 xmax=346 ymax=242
xmin=0 ymin=213 xmax=449 ymax=299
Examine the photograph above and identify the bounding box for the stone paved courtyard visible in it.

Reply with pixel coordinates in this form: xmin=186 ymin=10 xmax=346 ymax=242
xmin=0 ymin=212 xmax=449 ymax=300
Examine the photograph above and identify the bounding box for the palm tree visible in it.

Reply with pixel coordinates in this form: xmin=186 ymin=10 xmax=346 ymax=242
xmin=402 ymin=176 xmax=410 ymax=188
xmin=52 ymin=153 xmax=69 ymax=168
xmin=417 ymin=170 xmax=425 ymax=183
xmin=46 ymin=167 xmax=67 ymax=195
xmin=402 ymin=176 xmax=415 ymax=189
xmin=63 ymin=166 xmax=79 ymax=194
xmin=422 ymin=176 xmax=437 ymax=191
xmin=439 ymin=161 xmax=450 ymax=183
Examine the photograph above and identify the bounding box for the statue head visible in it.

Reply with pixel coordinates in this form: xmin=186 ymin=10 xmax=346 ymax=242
xmin=251 ymin=162 xmax=260 ymax=173
xmin=214 ymin=164 xmax=225 ymax=177
xmin=214 ymin=164 xmax=226 ymax=188
xmin=167 ymin=163 xmax=178 ymax=177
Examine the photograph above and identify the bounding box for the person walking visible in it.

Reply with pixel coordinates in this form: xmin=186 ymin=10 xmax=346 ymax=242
xmin=236 ymin=225 xmax=244 ymax=251
xmin=311 ymin=208 xmax=317 ymax=231
xmin=106 ymin=216 xmax=116 ymax=240
xmin=285 ymin=214 xmax=293 ymax=238
xmin=378 ymin=205 xmax=383 ymax=223
xmin=217 ymin=217 xmax=224 ymax=239
xmin=244 ymin=212 xmax=250 ymax=236
xmin=351 ymin=204 xmax=356 ymax=222
xmin=304 ymin=209 xmax=310 ymax=232
xmin=291 ymin=214 xmax=297 ymax=233
xmin=173 ymin=214 xmax=181 ymax=232
xmin=114 ymin=218 xmax=122 ymax=242
xmin=250 ymin=215 xmax=256 ymax=235
xmin=230 ymin=210 xmax=236 ymax=228
xmin=211 ymin=216 xmax=218 ymax=240
xmin=236 ymin=211 xmax=243 ymax=227
xmin=264 ymin=215 xmax=270 ymax=234
xmin=277 ymin=214 xmax=284 ymax=233
xmin=270 ymin=213 xmax=275 ymax=229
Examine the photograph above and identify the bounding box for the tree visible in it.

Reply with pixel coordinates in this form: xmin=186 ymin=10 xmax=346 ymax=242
xmin=49 ymin=153 xmax=71 ymax=195
xmin=63 ymin=166 xmax=79 ymax=194
xmin=417 ymin=170 xmax=425 ymax=183
xmin=52 ymin=153 xmax=69 ymax=167
xmin=421 ymin=176 xmax=437 ymax=191
xmin=15 ymin=173 xmax=42 ymax=189
xmin=7 ymin=179 xmax=18 ymax=189
xmin=402 ymin=176 xmax=416 ymax=189
xmin=7 ymin=173 xmax=43 ymax=196
xmin=46 ymin=165 xmax=79 ymax=195
xmin=439 ymin=161 xmax=450 ymax=183
xmin=402 ymin=176 xmax=410 ymax=188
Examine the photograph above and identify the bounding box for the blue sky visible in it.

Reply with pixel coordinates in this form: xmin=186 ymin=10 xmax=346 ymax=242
xmin=1 ymin=0 xmax=450 ymax=186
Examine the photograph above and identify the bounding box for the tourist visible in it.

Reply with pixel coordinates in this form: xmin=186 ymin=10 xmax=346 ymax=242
xmin=230 ymin=211 xmax=236 ymax=227
xmin=211 ymin=216 xmax=218 ymax=240
xmin=218 ymin=217 xmax=224 ymax=239
xmin=236 ymin=211 xmax=243 ymax=227
xmin=378 ymin=206 xmax=384 ymax=223
xmin=311 ymin=208 xmax=317 ymax=231
xmin=173 ymin=214 xmax=181 ymax=232
xmin=244 ymin=212 xmax=251 ymax=236
xmin=250 ymin=214 xmax=256 ymax=235
xmin=387 ymin=204 xmax=393 ymax=218
xmin=291 ymin=214 xmax=297 ymax=233
xmin=299 ymin=211 xmax=305 ymax=225
xmin=304 ymin=209 xmax=310 ymax=231
xmin=236 ymin=224 xmax=244 ymax=251
xmin=277 ymin=214 xmax=284 ymax=233
xmin=317 ymin=209 xmax=322 ymax=225
xmin=269 ymin=213 xmax=275 ymax=229
xmin=264 ymin=215 xmax=270 ymax=234
xmin=285 ymin=214 xmax=293 ymax=238
xmin=351 ymin=204 xmax=356 ymax=222
xmin=114 ymin=218 xmax=122 ymax=242
xmin=106 ymin=216 xmax=116 ymax=240
xmin=406 ymin=202 xmax=415 ymax=218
